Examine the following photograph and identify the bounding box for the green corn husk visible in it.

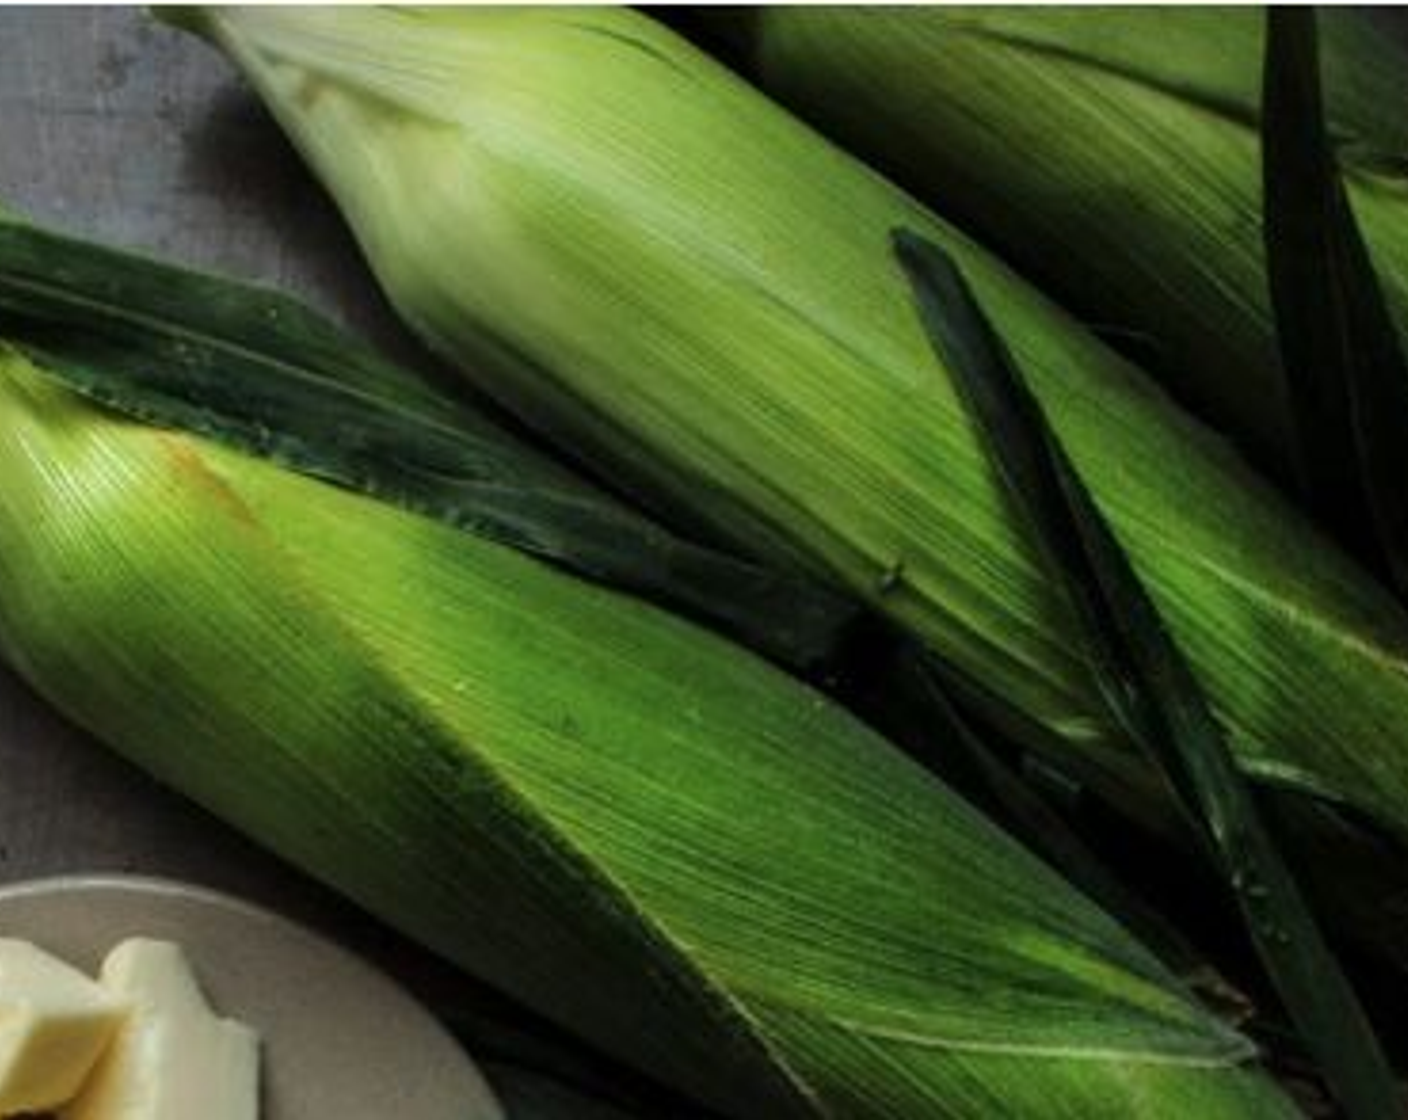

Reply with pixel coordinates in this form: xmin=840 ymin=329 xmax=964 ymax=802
xmin=705 ymin=7 xmax=1408 ymax=481
xmin=168 ymin=7 xmax=1408 ymax=855
xmin=0 ymin=347 xmax=1291 ymax=1118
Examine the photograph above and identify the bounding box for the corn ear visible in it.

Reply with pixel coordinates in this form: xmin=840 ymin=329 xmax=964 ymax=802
xmin=712 ymin=7 xmax=1408 ymax=480
xmin=0 ymin=348 xmax=1291 ymax=1118
xmin=168 ymin=6 xmax=1408 ymax=855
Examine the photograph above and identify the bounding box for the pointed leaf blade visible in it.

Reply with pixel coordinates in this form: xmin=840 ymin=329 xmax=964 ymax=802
xmin=1262 ymin=7 xmax=1408 ymax=599
xmin=0 ymin=218 xmax=859 ymax=672
xmin=895 ymin=227 xmax=1402 ymax=1120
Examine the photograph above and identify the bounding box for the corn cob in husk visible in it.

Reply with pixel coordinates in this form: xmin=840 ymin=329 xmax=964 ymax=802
xmin=0 ymin=345 xmax=1291 ymax=1118
xmin=166 ymin=7 xmax=1408 ymax=861
xmin=708 ymin=6 xmax=1408 ymax=480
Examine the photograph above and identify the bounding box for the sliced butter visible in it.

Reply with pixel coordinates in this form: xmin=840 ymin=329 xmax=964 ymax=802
xmin=62 ymin=939 xmax=259 ymax=1120
xmin=0 ymin=938 xmax=126 ymax=1114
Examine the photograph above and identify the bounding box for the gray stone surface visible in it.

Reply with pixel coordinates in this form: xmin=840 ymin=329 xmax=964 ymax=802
xmin=0 ymin=7 xmax=468 ymax=987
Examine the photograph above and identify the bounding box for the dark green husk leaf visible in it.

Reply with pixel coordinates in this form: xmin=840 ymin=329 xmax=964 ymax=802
xmin=0 ymin=218 xmax=858 ymax=672
xmin=1261 ymin=8 xmax=1408 ymax=600
xmin=868 ymin=639 xmax=1204 ymax=979
xmin=894 ymin=227 xmax=1402 ymax=1120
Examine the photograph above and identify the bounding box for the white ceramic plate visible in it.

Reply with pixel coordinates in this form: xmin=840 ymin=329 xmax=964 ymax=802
xmin=0 ymin=875 xmax=503 ymax=1120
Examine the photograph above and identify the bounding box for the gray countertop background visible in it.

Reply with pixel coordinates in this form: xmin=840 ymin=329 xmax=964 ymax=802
xmin=0 ymin=6 xmax=476 ymax=996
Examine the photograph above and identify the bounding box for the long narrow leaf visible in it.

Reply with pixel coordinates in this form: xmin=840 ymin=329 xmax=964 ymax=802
xmin=895 ymin=228 xmax=1402 ymax=1120
xmin=0 ymin=218 xmax=858 ymax=672
xmin=871 ymin=641 xmax=1205 ymax=979
xmin=1262 ymin=7 xmax=1408 ymax=598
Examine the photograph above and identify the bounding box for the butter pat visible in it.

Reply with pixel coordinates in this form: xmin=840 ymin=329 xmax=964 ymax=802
xmin=62 ymin=939 xmax=259 ymax=1120
xmin=0 ymin=938 xmax=126 ymax=1113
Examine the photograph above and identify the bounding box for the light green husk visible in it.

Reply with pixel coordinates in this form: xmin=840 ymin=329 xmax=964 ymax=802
xmin=715 ymin=7 xmax=1408 ymax=479
xmin=168 ymin=6 xmax=1408 ymax=852
xmin=0 ymin=348 xmax=1290 ymax=1118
